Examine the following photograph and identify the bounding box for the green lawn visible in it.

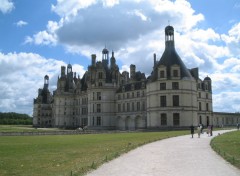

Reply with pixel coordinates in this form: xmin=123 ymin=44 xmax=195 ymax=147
xmin=0 ymin=131 xmax=188 ymax=176
xmin=0 ymin=125 xmax=61 ymax=133
xmin=211 ymin=130 xmax=240 ymax=169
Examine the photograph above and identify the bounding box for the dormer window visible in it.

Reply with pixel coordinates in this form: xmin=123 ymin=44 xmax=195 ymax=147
xmin=171 ymin=65 xmax=180 ymax=78
xmin=173 ymin=70 xmax=178 ymax=77
xmin=158 ymin=65 xmax=166 ymax=79
xmin=122 ymin=86 xmax=125 ymax=92
xmin=160 ymin=71 xmax=165 ymax=78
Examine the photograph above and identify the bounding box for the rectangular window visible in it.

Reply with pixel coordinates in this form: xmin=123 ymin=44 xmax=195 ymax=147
xmin=82 ymin=108 xmax=87 ymax=115
xmin=206 ymin=103 xmax=209 ymax=111
xmin=98 ymin=82 xmax=102 ymax=87
xmin=93 ymin=92 xmax=95 ymax=100
xmin=206 ymin=93 xmax=208 ymax=99
xmin=160 ymin=96 xmax=167 ymax=107
xmin=123 ymin=103 xmax=125 ymax=112
xmin=160 ymin=70 xmax=165 ymax=78
xmin=142 ymin=91 xmax=145 ymax=96
xmin=173 ymin=95 xmax=179 ymax=106
xmin=161 ymin=113 xmax=167 ymax=125
xmin=118 ymin=104 xmax=121 ymax=112
xmin=142 ymin=102 xmax=145 ymax=111
xmin=97 ymin=104 xmax=101 ymax=113
xmin=132 ymin=92 xmax=134 ymax=98
xmin=199 ymin=102 xmax=202 ymax=111
xmin=127 ymin=93 xmax=130 ymax=99
xmin=137 ymin=102 xmax=140 ymax=111
xmin=199 ymin=92 xmax=201 ymax=98
xmin=97 ymin=116 xmax=101 ymax=126
xmin=173 ymin=113 xmax=180 ymax=126
xmin=98 ymin=72 xmax=103 ymax=79
xmin=160 ymin=83 xmax=166 ymax=90
xmin=173 ymin=70 xmax=178 ymax=77
xmin=97 ymin=92 xmax=101 ymax=100
xmin=172 ymin=82 xmax=179 ymax=90
xmin=127 ymin=103 xmax=130 ymax=112
xmin=132 ymin=102 xmax=134 ymax=111
xmin=118 ymin=94 xmax=121 ymax=100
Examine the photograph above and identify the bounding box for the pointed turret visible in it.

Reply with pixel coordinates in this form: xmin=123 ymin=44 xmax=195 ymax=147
xmin=151 ymin=25 xmax=192 ymax=81
xmin=110 ymin=51 xmax=116 ymax=69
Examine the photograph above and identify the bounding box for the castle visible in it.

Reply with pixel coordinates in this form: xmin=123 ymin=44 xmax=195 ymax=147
xmin=33 ymin=25 xmax=240 ymax=130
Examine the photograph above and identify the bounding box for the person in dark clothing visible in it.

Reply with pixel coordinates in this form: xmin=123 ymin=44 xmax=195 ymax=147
xmin=190 ymin=125 xmax=194 ymax=138
xmin=201 ymin=124 xmax=204 ymax=134
xmin=210 ymin=125 xmax=213 ymax=136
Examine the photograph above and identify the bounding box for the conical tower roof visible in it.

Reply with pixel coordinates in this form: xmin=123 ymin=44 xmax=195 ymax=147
xmin=152 ymin=26 xmax=192 ymax=81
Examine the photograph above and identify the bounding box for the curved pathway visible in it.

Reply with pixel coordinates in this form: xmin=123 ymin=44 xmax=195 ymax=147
xmin=86 ymin=130 xmax=240 ymax=176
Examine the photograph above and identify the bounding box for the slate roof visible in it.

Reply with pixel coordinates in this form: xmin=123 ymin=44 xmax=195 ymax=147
xmin=150 ymin=25 xmax=193 ymax=81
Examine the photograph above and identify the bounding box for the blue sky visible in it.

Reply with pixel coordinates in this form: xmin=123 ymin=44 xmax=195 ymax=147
xmin=0 ymin=0 xmax=240 ymax=115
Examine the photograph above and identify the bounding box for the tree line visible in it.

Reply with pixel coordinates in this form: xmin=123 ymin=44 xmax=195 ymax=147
xmin=0 ymin=112 xmax=32 ymax=125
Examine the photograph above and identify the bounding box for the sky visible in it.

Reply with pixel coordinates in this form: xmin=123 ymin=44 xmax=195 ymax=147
xmin=0 ymin=0 xmax=240 ymax=115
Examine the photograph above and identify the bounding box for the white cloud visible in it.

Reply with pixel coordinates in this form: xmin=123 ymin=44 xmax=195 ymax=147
xmin=15 ymin=20 xmax=28 ymax=27
xmin=120 ymin=64 xmax=130 ymax=73
xmin=24 ymin=21 xmax=59 ymax=46
xmin=221 ymin=22 xmax=240 ymax=57
xmin=213 ymin=92 xmax=240 ymax=113
xmin=0 ymin=0 xmax=14 ymax=14
xmin=53 ymin=0 xmax=204 ymax=50
xmin=102 ymin=0 xmax=119 ymax=7
xmin=187 ymin=28 xmax=220 ymax=42
xmin=0 ymin=52 xmax=86 ymax=115
xmin=51 ymin=0 xmax=97 ymax=17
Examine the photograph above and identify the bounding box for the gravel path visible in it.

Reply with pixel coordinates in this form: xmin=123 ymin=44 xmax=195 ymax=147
xmin=86 ymin=130 xmax=240 ymax=176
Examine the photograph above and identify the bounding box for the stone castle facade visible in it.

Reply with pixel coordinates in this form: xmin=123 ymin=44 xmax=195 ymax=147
xmin=33 ymin=25 xmax=240 ymax=130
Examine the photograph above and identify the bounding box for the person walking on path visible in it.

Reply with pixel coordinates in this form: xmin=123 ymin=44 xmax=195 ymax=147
xmin=200 ymin=124 xmax=204 ymax=134
xmin=190 ymin=125 xmax=194 ymax=138
xmin=197 ymin=125 xmax=201 ymax=138
xmin=207 ymin=125 xmax=211 ymax=136
xmin=210 ymin=125 xmax=213 ymax=136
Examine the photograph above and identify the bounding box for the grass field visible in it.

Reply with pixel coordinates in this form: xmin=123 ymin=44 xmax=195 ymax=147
xmin=0 ymin=125 xmax=62 ymax=133
xmin=0 ymin=130 xmax=188 ymax=176
xmin=211 ymin=130 xmax=240 ymax=169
